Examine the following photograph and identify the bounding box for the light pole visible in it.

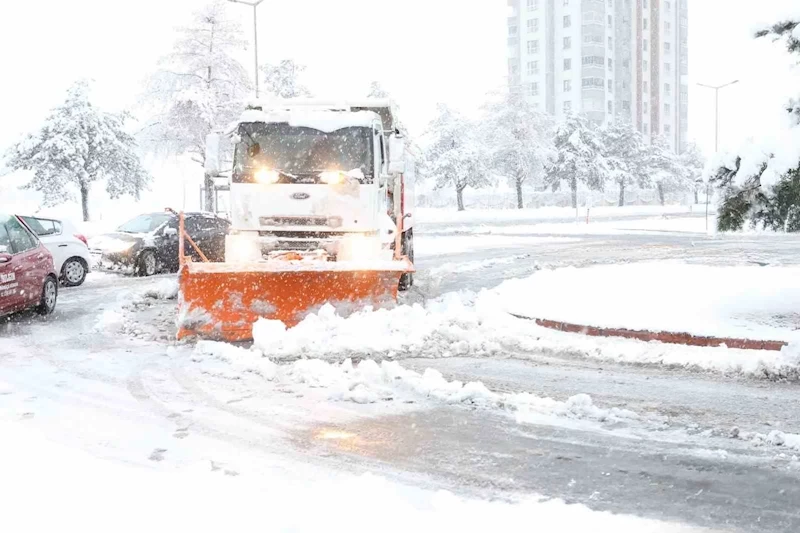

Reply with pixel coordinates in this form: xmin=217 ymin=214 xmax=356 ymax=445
xmin=228 ymin=0 xmax=266 ymax=98
xmin=697 ymin=79 xmax=739 ymax=231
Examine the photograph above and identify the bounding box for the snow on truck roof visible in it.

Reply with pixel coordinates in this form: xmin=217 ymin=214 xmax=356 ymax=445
xmin=226 ymin=98 xmax=398 ymax=135
xmin=233 ymin=108 xmax=381 ymax=134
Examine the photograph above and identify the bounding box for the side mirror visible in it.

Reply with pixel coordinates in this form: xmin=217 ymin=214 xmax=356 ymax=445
xmin=205 ymin=132 xmax=222 ymax=177
xmin=163 ymin=227 xmax=178 ymax=238
xmin=388 ymin=134 xmax=406 ymax=175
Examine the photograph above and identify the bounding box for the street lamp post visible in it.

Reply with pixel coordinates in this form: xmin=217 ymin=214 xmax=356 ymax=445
xmin=228 ymin=0 xmax=266 ymax=98
xmin=697 ymin=79 xmax=739 ymax=231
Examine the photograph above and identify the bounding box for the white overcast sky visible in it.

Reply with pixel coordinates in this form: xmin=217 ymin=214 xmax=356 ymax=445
xmin=0 ymin=0 xmax=798 ymax=159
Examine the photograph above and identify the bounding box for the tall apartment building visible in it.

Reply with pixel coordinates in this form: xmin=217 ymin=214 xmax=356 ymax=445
xmin=507 ymin=0 xmax=688 ymax=153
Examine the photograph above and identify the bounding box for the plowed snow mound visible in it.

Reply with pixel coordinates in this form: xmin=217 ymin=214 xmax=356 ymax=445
xmin=250 ymin=262 xmax=800 ymax=378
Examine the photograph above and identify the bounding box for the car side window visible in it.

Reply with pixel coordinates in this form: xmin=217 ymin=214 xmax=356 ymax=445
xmin=6 ymin=217 xmax=38 ymax=254
xmin=0 ymin=222 xmax=11 ymax=254
xmin=184 ymin=217 xmax=202 ymax=236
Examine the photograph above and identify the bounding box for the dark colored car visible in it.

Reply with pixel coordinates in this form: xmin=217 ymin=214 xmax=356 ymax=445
xmin=0 ymin=213 xmax=59 ymax=318
xmin=89 ymin=211 xmax=230 ymax=276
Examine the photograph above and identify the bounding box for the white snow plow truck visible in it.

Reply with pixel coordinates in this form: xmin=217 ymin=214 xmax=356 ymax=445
xmin=177 ymin=99 xmax=416 ymax=341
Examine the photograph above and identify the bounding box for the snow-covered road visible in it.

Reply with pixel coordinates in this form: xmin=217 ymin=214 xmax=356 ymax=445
xmin=2 ymin=212 xmax=800 ymax=532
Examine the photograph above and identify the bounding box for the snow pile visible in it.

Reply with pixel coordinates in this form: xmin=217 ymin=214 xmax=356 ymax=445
xmin=0 ymin=422 xmax=702 ymax=533
xmin=195 ymin=343 xmax=653 ymax=427
xmin=248 ymin=262 xmax=800 ymax=378
xmin=142 ymin=277 xmax=179 ymax=300
xmin=195 ymin=341 xmax=277 ymax=380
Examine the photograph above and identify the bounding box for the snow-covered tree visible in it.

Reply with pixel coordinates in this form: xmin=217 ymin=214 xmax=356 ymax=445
xmin=484 ymin=91 xmax=554 ymax=209
xmin=139 ymin=0 xmax=251 ymax=210
xmin=675 ymin=142 xmax=706 ymax=204
xmin=5 ymin=81 xmax=149 ymax=222
xmin=711 ymin=18 xmax=800 ymax=231
xmin=601 ymin=120 xmax=649 ymax=206
xmin=260 ymin=60 xmax=312 ymax=99
xmin=642 ymin=136 xmax=683 ymax=206
xmin=367 ymin=81 xmax=389 ymax=98
xmin=544 ymin=115 xmax=609 ymax=208
xmin=423 ymin=105 xmax=491 ymax=211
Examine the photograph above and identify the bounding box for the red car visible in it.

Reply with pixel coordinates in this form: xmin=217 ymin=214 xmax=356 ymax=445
xmin=0 ymin=213 xmax=59 ymax=318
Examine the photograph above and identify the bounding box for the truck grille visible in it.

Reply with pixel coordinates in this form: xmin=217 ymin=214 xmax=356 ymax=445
xmin=260 ymin=216 xmax=334 ymax=227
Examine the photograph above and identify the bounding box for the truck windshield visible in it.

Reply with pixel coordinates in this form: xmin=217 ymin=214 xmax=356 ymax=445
xmin=233 ymin=123 xmax=373 ymax=183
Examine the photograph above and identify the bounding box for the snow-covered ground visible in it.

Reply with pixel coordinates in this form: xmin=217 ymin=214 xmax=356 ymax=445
xmin=3 ymin=208 xmax=800 ymax=532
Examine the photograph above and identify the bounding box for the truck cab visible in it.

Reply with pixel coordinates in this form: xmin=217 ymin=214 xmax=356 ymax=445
xmin=211 ymin=99 xmax=414 ymax=279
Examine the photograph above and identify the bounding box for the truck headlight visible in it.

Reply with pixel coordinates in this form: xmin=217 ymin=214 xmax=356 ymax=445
xmin=319 ymin=171 xmax=344 ymax=185
xmin=254 ymin=169 xmax=281 ymax=184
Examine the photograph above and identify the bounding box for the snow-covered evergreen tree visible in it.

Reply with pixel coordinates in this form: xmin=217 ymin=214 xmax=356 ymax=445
xmin=712 ymin=18 xmax=800 ymax=231
xmin=484 ymin=91 xmax=554 ymax=209
xmin=544 ymin=115 xmax=609 ymax=208
xmin=260 ymin=60 xmax=312 ymax=99
xmin=601 ymin=120 xmax=649 ymax=206
xmin=5 ymin=81 xmax=149 ymax=222
xmin=139 ymin=0 xmax=251 ymax=210
xmin=367 ymin=81 xmax=389 ymax=99
xmin=423 ymin=105 xmax=491 ymax=211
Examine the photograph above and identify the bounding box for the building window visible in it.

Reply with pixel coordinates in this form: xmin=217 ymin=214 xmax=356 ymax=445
xmin=527 ymin=61 xmax=539 ymax=75
xmin=528 ymin=40 xmax=539 ymax=54
xmin=643 ymin=18 xmax=648 ymax=30
xmin=643 ymin=81 xmax=648 ymax=92
xmin=563 ymin=0 xmax=569 ymax=5
xmin=563 ymin=15 xmax=571 ymax=28
xmin=665 ymin=21 xmax=671 ymax=31
xmin=608 ymin=0 xmax=612 ymax=5
xmin=529 ymin=82 xmax=539 ymax=96
xmin=665 ymin=1 xmax=671 ymax=10
xmin=564 ymin=36 xmax=572 ymax=49
xmin=608 ymin=79 xmax=613 ymax=91
xmin=644 ymin=102 xmax=648 ymax=113
xmin=608 ymin=58 xmax=613 ymax=70
xmin=664 ymin=124 xmax=671 ymax=134
xmin=643 ymin=59 xmax=648 ymax=71
xmin=563 ymin=101 xmax=572 ymax=113
xmin=623 ymin=100 xmax=630 ymax=111
xmin=643 ymin=39 xmax=648 ymax=51
xmin=665 ymin=83 xmax=671 ymax=95
xmin=608 ymin=101 xmax=613 ymax=114
xmin=608 ymin=37 xmax=613 ymax=49
xmin=664 ymin=103 xmax=671 ymax=114
xmin=643 ymin=0 xmax=648 ymax=7
xmin=564 ymin=80 xmax=572 ymax=92
xmin=664 ymin=42 xmax=671 ymax=52
xmin=582 ymin=77 xmax=604 ymax=88
xmin=608 ymin=15 xmax=612 ymax=28
xmin=527 ymin=18 xmax=539 ymax=32
xmin=643 ymin=123 xmax=648 ymax=134
xmin=665 ymin=62 xmax=671 ymax=73
xmin=564 ymin=58 xmax=572 ymax=70
xmin=527 ymin=0 xmax=538 ymax=10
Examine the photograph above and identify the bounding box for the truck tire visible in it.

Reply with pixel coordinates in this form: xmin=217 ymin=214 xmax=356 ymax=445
xmin=398 ymin=230 xmax=414 ymax=291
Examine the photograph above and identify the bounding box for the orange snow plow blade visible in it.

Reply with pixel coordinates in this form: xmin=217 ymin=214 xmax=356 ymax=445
xmin=177 ymin=260 xmax=413 ymax=342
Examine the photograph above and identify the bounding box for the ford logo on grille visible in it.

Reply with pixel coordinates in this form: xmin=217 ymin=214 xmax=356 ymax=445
xmin=291 ymin=192 xmax=310 ymax=200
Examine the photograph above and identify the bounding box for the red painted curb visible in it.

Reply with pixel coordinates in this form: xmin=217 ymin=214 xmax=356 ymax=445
xmin=509 ymin=314 xmax=789 ymax=352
